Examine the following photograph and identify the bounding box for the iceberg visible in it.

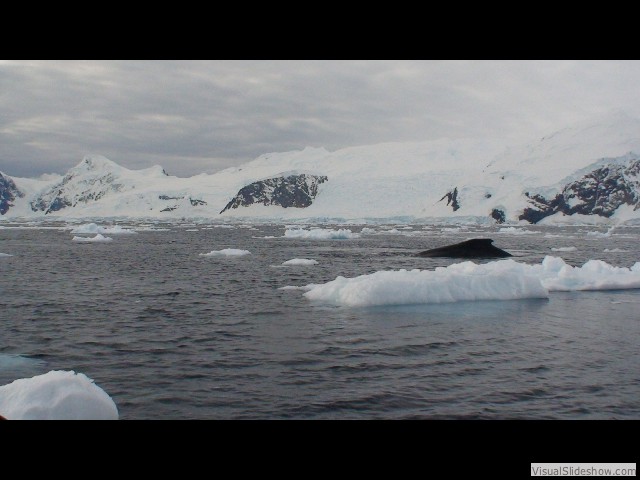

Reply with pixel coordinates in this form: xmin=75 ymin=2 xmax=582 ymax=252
xmin=199 ymin=248 xmax=251 ymax=257
xmin=534 ymin=256 xmax=640 ymax=292
xmin=298 ymin=256 xmax=640 ymax=307
xmin=282 ymin=258 xmax=319 ymax=266
xmin=72 ymin=234 xmax=113 ymax=243
xmin=70 ymin=223 xmax=136 ymax=235
xmin=0 ymin=370 xmax=118 ymax=420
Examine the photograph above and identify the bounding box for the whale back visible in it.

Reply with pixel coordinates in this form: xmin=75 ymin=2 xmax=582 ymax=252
xmin=417 ymin=238 xmax=512 ymax=258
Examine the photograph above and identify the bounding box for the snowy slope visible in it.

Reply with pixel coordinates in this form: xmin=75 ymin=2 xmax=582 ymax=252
xmin=2 ymin=112 xmax=640 ymax=223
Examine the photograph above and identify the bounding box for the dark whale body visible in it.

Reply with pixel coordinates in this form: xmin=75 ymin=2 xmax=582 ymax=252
xmin=417 ymin=238 xmax=512 ymax=258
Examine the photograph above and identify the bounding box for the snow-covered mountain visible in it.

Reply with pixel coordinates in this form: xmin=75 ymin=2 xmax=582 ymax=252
xmin=2 ymin=111 xmax=640 ymax=224
xmin=0 ymin=172 xmax=24 ymax=215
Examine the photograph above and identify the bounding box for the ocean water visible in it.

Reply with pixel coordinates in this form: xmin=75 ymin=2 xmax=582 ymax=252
xmin=1 ymin=221 xmax=639 ymax=419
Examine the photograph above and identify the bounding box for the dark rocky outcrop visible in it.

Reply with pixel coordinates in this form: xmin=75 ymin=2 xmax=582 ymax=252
xmin=519 ymin=159 xmax=640 ymax=223
xmin=439 ymin=187 xmax=460 ymax=211
xmin=490 ymin=208 xmax=506 ymax=224
xmin=417 ymin=238 xmax=512 ymax=258
xmin=220 ymin=174 xmax=327 ymax=214
xmin=0 ymin=172 xmax=24 ymax=215
xmin=158 ymin=196 xmax=206 ymax=209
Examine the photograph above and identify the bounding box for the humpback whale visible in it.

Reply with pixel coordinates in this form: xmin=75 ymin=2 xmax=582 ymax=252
xmin=417 ymin=238 xmax=512 ymax=258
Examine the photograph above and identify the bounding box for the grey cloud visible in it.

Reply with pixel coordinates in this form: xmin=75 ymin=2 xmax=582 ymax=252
xmin=1 ymin=60 xmax=640 ymax=178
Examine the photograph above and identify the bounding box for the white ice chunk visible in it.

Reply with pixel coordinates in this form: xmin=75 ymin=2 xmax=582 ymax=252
xmin=551 ymin=246 xmax=577 ymax=252
xmin=284 ymin=228 xmax=360 ymax=239
xmin=497 ymin=227 xmax=536 ymax=235
xmin=199 ymin=248 xmax=251 ymax=257
xmin=0 ymin=370 xmax=118 ymax=420
xmin=282 ymin=258 xmax=319 ymax=266
xmin=301 ymin=256 xmax=640 ymax=307
xmin=535 ymin=256 xmax=640 ymax=292
xmin=70 ymin=223 xmax=136 ymax=234
xmin=72 ymin=234 xmax=113 ymax=243
xmin=303 ymin=259 xmax=548 ymax=307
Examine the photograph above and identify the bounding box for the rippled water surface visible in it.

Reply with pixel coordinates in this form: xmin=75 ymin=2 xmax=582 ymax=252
xmin=1 ymin=221 xmax=639 ymax=419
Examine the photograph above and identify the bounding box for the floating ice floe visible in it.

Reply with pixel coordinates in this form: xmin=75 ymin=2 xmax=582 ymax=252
xmin=0 ymin=253 xmax=12 ymax=257
xmin=0 ymin=354 xmax=44 ymax=371
xmin=0 ymin=370 xmax=118 ymax=420
xmin=497 ymin=227 xmax=537 ymax=235
xmin=134 ymin=227 xmax=171 ymax=232
xmin=551 ymin=246 xmax=577 ymax=252
xmin=282 ymin=258 xmax=319 ymax=266
xmin=536 ymin=256 xmax=640 ymax=292
xmin=199 ymin=248 xmax=251 ymax=257
xmin=70 ymin=223 xmax=137 ymax=235
xmin=604 ymin=248 xmax=628 ymax=253
xmin=279 ymin=284 xmax=318 ymax=291
xmin=292 ymin=256 xmax=640 ymax=307
xmin=283 ymin=228 xmax=360 ymax=240
xmin=72 ymin=234 xmax=113 ymax=243
xmin=586 ymin=227 xmax=616 ymax=237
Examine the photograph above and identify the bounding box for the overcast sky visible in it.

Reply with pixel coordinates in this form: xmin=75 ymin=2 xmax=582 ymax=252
xmin=2 ymin=60 xmax=640 ymax=178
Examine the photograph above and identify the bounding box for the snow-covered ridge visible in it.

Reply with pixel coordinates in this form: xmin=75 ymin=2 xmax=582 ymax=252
xmin=3 ymin=112 xmax=640 ymax=224
xmin=0 ymin=171 xmax=24 ymax=215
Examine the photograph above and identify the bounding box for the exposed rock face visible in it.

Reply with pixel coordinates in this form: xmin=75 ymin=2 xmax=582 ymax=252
xmin=519 ymin=159 xmax=640 ymax=223
xmin=490 ymin=208 xmax=506 ymax=224
xmin=417 ymin=238 xmax=512 ymax=258
xmin=158 ymin=196 xmax=207 ymax=213
xmin=220 ymin=174 xmax=328 ymax=214
xmin=439 ymin=187 xmax=460 ymax=211
xmin=0 ymin=172 xmax=24 ymax=215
